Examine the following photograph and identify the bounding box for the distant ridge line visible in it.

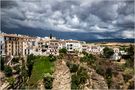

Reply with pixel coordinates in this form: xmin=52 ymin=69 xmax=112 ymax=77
xmin=84 ymin=38 xmax=135 ymax=43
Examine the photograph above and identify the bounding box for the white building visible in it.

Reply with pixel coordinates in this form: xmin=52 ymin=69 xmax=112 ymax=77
xmin=89 ymin=45 xmax=104 ymax=54
xmin=65 ymin=40 xmax=82 ymax=52
xmin=112 ymin=53 xmax=121 ymax=60
xmin=111 ymin=48 xmax=121 ymax=60
xmin=28 ymin=37 xmax=60 ymax=56
xmin=0 ymin=35 xmax=5 ymax=56
xmin=120 ymin=50 xmax=128 ymax=55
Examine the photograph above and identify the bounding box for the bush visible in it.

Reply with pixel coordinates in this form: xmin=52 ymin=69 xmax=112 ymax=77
xmin=48 ymin=55 xmax=56 ymax=62
xmin=4 ymin=66 xmax=12 ymax=77
xmin=128 ymin=80 xmax=134 ymax=89
xmin=123 ymin=74 xmax=132 ymax=83
xmin=124 ymin=59 xmax=134 ymax=68
xmin=59 ymin=48 xmax=67 ymax=54
xmin=80 ymin=53 xmax=95 ymax=64
xmin=44 ymin=76 xmax=54 ymax=89
xmin=12 ymin=57 xmax=19 ymax=63
xmin=66 ymin=62 xmax=79 ymax=73
xmin=82 ymin=51 xmax=88 ymax=55
xmin=71 ymin=67 xmax=89 ymax=89
xmin=96 ymin=66 xmax=105 ymax=76
xmin=6 ymin=77 xmax=15 ymax=86
xmin=14 ymin=66 xmax=20 ymax=74
xmin=123 ymin=68 xmax=134 ymax=82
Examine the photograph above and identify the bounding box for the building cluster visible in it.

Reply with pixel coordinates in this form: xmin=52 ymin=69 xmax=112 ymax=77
xmin=0 ymin=33 xmax=83 ymax=57
xmin=0 ymin=33 xmax=127 ymax=60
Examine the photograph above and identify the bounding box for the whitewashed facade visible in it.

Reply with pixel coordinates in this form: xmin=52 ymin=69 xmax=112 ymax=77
xmin=0 ymin=35 xmax=5 ymax=56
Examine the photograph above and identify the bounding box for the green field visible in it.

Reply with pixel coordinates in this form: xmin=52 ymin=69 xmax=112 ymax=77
xmin=28 ymin=56 xmax=54 ymax=87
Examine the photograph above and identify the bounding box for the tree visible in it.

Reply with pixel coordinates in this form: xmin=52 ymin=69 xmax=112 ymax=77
xmin=105 ymin=68 xmax=112 ymax=88
xmin=126 ymin=45 xmax=134 ymax=67
xmin=80 ymin=53 xmax=95 ymax=64
xmin=127 ymin=45 xmax=134 ymax=58
xmin=103 ymin=47 xmax=114 ymax=58
xmin=0 ymin=56 xmax=4 ymax=70
xmin=44 ymin=76 xmax=54 ymax=89
xmin=48 ymin=54 xmax=56 ymax=62
xmin=4 ymin=66 xmax=12 ymax=77
xmin=123 ymin=45 xmax=134 ymax=67
xmin=27 ymin=54 xmax=35 ymax=77
xmin=59 ymin=48 xmax=67 ymax=54
xmin=20 ymin=65 xmax=28 ymax=86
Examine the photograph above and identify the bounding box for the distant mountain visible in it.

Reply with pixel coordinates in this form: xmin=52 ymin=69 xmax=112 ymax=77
xmin=1 ymin=27 xmax=135 ymax=43
xmin=84 ymin=38 xmax=135 ymax=43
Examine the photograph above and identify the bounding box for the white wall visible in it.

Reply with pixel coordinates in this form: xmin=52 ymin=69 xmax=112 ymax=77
xmin=0 ymin=36 xmax=5 ymax=56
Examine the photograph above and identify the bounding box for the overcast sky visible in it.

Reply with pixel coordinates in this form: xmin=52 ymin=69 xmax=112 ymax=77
xmin=1 ymin=0 xmax=135 ymax=40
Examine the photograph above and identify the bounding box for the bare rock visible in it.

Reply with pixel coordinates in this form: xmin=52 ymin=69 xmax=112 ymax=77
xmin=52 ymin=60 xmax=71 ymax=90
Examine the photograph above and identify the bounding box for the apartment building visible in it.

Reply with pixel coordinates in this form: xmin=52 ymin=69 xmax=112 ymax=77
xmin=29 ymin=36 xmax=60 ymax=56
xmin=0 ymin=35 xmax=5 ymax=56
xmin=48 ymin=40 xmax=60 ymax=56
xmin=0 ymin=33 xmax=32 ymax=56
xmin=82 ymin=44 xmax=89 ymax=52
xmin=65 ymin=40 xmax=82 ymax=53
xmin=89 ymin=45 xmax=104 ymax=54
xmin=2 ymin=33 xmax=116 ymax=57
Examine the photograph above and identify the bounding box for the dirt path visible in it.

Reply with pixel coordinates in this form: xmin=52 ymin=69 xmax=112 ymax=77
xmin=52 ymin=60 xmax=71 ymax=90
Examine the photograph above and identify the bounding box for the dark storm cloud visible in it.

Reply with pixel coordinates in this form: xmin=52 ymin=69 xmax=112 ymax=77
xmin=1 ymin=0 xmax=17 ymax=8
xmin=1 ymin=0 xmax=135 ymax=39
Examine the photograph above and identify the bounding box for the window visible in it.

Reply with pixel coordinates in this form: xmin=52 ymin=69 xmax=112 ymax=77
xmin=32 ymin=41 xmax=35 ymax=46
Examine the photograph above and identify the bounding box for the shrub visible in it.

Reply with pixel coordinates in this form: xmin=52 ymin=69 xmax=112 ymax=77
xmin=6 ymin=77 xmax=15 ymax=86
xmin=71 ymin=67 xmax=89 ymax=89
xmin=12 ymin=57 xmax=19 ymax=63
xmin=4 ymin=66 xmax=12 ymax=77
xmin=44 ymin=76 xmax=54 ymax=89
xmin=96 ymin=66 xmax=105 ymax=76
xmin=14 ymin=66 xmax=20 ymax=74
xmin=128 ymin=80 xmax=134 ymax=89
xmin=48 ymin=55 xmax=56 ymax=62
xmin=123 ymin=68 xmax=134 ymax=82
xmin=80 ymin=53 xmax=95 ymax=64
xmin=66 ymin=62 xmax=79 ymax=73
xmin=59 ymin=48 xmax=67 ymax=54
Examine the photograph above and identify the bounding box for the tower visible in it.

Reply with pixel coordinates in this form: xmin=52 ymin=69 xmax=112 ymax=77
xmin=49 ymin=34 xmax=52 ymax=39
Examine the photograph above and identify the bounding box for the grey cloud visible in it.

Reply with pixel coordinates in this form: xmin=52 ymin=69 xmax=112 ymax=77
xmin=1 ymin=0 xmax=135 ymax=39
xmin=1 ymin=0 xmax=17 ymax=8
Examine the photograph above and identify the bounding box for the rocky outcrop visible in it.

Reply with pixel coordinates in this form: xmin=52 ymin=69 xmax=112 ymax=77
xmin=52 ymin=60 xmax=71 ymax=90
xmin=80 ymin=67 xmax=108 ymax=90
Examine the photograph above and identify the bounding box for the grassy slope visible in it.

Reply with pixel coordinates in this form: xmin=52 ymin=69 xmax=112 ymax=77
xmin=28 ymin=56 xmax=54 ymax=87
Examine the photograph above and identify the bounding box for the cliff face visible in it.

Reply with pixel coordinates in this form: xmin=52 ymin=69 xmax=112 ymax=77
xmin=52 ymin=60 xmax=108 ymax=90
xmin=84 ymin=68 xmax=108 ymax=90
xmin=52 ymin=60 xmax=71 ymax=90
